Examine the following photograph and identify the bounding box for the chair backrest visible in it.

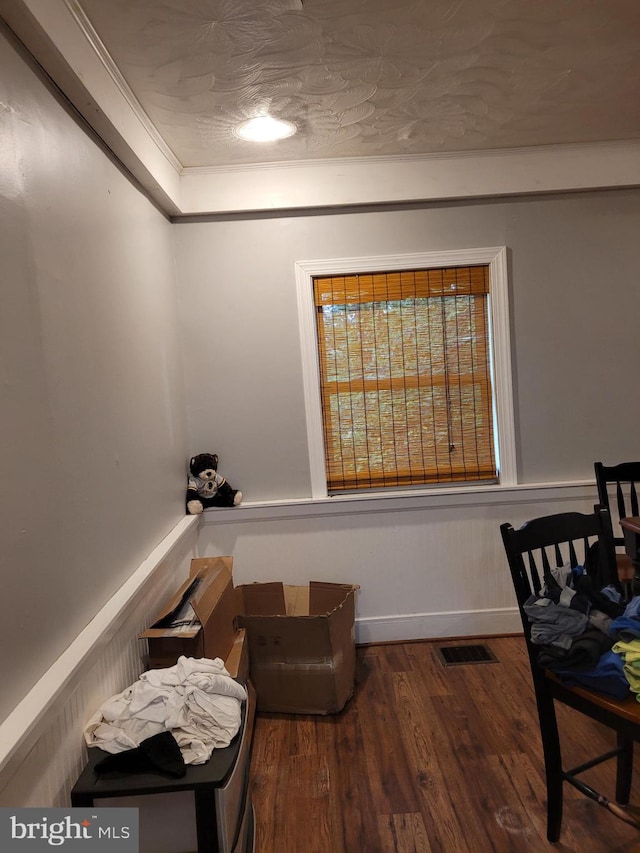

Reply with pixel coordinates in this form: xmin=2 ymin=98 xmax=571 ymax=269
xmin=500 ymin=507 xmax=616 ymax=653
xmin=595 ymin=461 xmax=640 ymax=548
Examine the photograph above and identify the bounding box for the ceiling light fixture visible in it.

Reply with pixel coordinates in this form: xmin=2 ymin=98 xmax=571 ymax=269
xmin=235 ymin=115 xmax=296 ymax=143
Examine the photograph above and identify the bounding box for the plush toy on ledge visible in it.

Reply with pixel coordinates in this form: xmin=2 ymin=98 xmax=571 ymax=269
xmin=186 ymin=453 xmax=242 ymax=514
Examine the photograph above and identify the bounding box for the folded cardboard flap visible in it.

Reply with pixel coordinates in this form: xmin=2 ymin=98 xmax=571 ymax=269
xmin=309 ymin=581 xmax=357 ymax=615
xmin=283 ymin=584 xmax=309 ymax=616
xmin=189 ymin=555 xmax=232 ymax=579
xmin=237 ymin=581 xmax=286 ymax=616
xmin=142 ymin=558 xmax=232 ymax=639
xmin=189 ymin=556 xmax=235 ymax=626
xmin=235 ymin=581 xmax=358 ymax=714
xmin=140 ymin=556 xmax=244 ymax=678
xmin=236 ymin=580 xmax=357 ymax=618
xmin=224 ymin=628 xmax=249 ymax=680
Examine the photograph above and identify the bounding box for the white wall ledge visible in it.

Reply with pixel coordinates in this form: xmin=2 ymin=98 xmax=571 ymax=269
xmin=199 ymin=479 xmax=598 ymax=524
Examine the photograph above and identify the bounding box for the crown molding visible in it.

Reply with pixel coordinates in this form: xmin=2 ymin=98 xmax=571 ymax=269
xmin=178 ymin=138 xmax=640 ymax=215
xmin=1 ymin=0 xmax=183 ymax=213
xmin=3 ymin=0 xmax=640 ymax=216
xmin=180 ymin=139 xmax=640 ymax=177
xmin=63 ymin=0 xmax=182 ymax=173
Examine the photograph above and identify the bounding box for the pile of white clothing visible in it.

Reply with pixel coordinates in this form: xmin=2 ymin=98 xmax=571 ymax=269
xmin=84 ymin=656 xmax=247 ymax=765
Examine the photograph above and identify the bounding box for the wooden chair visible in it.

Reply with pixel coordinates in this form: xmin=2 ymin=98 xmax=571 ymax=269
xmin=500 ymin=506 xmax=640 ymax=842
xmin=595 ymin=461 xmax=640 ymax=598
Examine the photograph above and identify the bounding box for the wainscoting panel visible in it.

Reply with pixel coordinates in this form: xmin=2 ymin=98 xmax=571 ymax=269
xmin=0 ymin=482 xmax=601 ymax=808
xmin=197 ymin=482 xmax=599 ymax=645
xmin=0 ymin=517 xmax=199 ymax=808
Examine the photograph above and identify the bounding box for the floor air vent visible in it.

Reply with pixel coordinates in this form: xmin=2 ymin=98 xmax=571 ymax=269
xmin=436 ymin=644 xmax=498 ymax=666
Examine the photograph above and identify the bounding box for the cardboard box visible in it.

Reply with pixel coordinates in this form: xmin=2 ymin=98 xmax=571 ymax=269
xmin=236 ymin=581 xmax=358 ymax=714
xmin=140 ymin=556 xmax=248 ymax=680
xmin=224 ymin=628 xmax=249 ymax=681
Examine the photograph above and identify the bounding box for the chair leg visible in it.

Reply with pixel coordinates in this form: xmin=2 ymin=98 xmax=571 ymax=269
xmin=536 ymin=689 xmax=563 ymax=842
xmin=616 ymin=734 xmax=634 ymax=805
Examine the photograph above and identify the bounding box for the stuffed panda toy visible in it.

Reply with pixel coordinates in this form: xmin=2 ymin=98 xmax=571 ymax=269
xmin=186 ymin=453 xmax=242 ymax=514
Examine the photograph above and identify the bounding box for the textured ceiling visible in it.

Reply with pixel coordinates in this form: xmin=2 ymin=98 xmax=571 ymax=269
xmin=75 ymin=0 xmax=640 ymax=169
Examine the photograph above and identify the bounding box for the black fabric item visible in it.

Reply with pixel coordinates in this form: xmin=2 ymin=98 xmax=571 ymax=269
xmin=140 ymin=731 xmax=186 ymax=777
xmin=585 ymin=540 xmax=620 ymax=593
xmin=94 ymin=747 xmax=153 ymax=777
xmin=542 ymin=571 xmax=590 ymax=613
xmin=95 ymin=732 xmax=186 ymax=778
xmin=536 ymin=628 xmax=614 ymax=672
xmin=573 ymin=573 xmax=625 ymax=619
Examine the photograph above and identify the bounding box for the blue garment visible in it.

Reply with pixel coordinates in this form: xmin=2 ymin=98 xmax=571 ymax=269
xmin=601 ymin=585 xmax=623 ymax=604
xmin=609 ymin=615 xmax=640 ymax=642
xmin=624 ymin=596 xmax=640 ymax=619
xmin=554 ymin=650 xmax=630 ymax=699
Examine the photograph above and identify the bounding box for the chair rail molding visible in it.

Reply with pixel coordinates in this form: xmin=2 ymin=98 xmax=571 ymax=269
xmin=0 ymin=515 xmax=199 ymax=800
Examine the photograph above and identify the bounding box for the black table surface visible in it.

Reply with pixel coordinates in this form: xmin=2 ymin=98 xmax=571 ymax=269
xmin=71 ymin=709 xmax=245 ymax=800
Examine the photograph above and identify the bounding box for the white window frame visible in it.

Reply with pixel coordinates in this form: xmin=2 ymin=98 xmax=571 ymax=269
xmin=295 ymin=247 xmax=516 ymax=499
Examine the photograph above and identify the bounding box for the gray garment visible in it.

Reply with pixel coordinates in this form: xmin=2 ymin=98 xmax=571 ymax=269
xmin=588 ymin=609 xmax=612 ymax=635
xmin=188 ymin=471 xmax=225 ymax=498
xmin=524 ymin=595 xmax=589 ymax=649
xmin=549 ymin=563 xmax=572 ymax=589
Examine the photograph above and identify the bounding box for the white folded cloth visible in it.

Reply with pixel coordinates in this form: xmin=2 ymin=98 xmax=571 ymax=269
xmin=84 ymin=656 xmax=247 ymax=764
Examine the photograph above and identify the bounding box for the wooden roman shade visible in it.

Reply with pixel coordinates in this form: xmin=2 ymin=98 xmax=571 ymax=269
xmin=313 ymin=266 xmax=497 ymax=492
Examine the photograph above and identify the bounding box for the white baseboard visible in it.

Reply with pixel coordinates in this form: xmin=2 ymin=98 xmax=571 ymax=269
xmin=355 ymin=608 xmax=522 ymax=645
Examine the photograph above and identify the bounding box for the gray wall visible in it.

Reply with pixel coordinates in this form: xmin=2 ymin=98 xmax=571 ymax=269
xmin=174 ymin=190 xmax=640 ymax=500
xmin=4 ymin=9 xmax=640 ymax=729
xmin=0 ymin=31 xmax=188 ymax=723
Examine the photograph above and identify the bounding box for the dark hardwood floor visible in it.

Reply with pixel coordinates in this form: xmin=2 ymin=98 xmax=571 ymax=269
xmin=248 ymin=636 xmax=640 ymax=852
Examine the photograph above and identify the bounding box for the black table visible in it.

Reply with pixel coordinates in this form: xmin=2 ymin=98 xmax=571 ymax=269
xmin=71 ymin=696 xmax=254 ymax=853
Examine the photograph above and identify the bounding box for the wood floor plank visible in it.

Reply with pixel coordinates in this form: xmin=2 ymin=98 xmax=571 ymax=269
xmin=378 ymin=812 xmax=433 ymax=852
xmin=318 ymin=703 xmax=384 ymax=852
xmin=429 ymin=752 xmax=541 ymax=852
xmin=249 ymin=637 xmax=640 ymax=852
xmin=249 ymin=716 xmax=293 ymax=853
xmin=356 ymin=653 xmax=422 ymax=816
xmin=282 ymin=758 xmax=332 ymax=853
xmin=405 ymin=640 xmax=465 ymax=699
xmin=287 ymin=714 xmax=316 ymax=758
xmin=458 ymin=663 xmax=539 ymax=758
xmin=392 ymin=669 xmax=492 ymax=851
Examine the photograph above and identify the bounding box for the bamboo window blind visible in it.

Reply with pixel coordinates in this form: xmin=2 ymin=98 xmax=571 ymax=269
xmin=313 ymin=266 xmax=497 ymax=492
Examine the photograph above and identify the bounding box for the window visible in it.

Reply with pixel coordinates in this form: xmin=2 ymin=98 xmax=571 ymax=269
xmin=296 ymin=249 xmax=515 ymax=498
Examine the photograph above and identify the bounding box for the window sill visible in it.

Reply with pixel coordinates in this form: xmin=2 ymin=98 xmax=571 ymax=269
xmin=198 ymin=479 xmax=597 ymax=524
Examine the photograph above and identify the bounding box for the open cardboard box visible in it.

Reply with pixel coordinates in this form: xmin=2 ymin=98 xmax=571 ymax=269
xmin=140 ymin=556 xmax=248 ymax=681
xmin=141 ymin=558 xmax=358 ymax=714
xmin=236 ymin=580 xmax=358 ymax=714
